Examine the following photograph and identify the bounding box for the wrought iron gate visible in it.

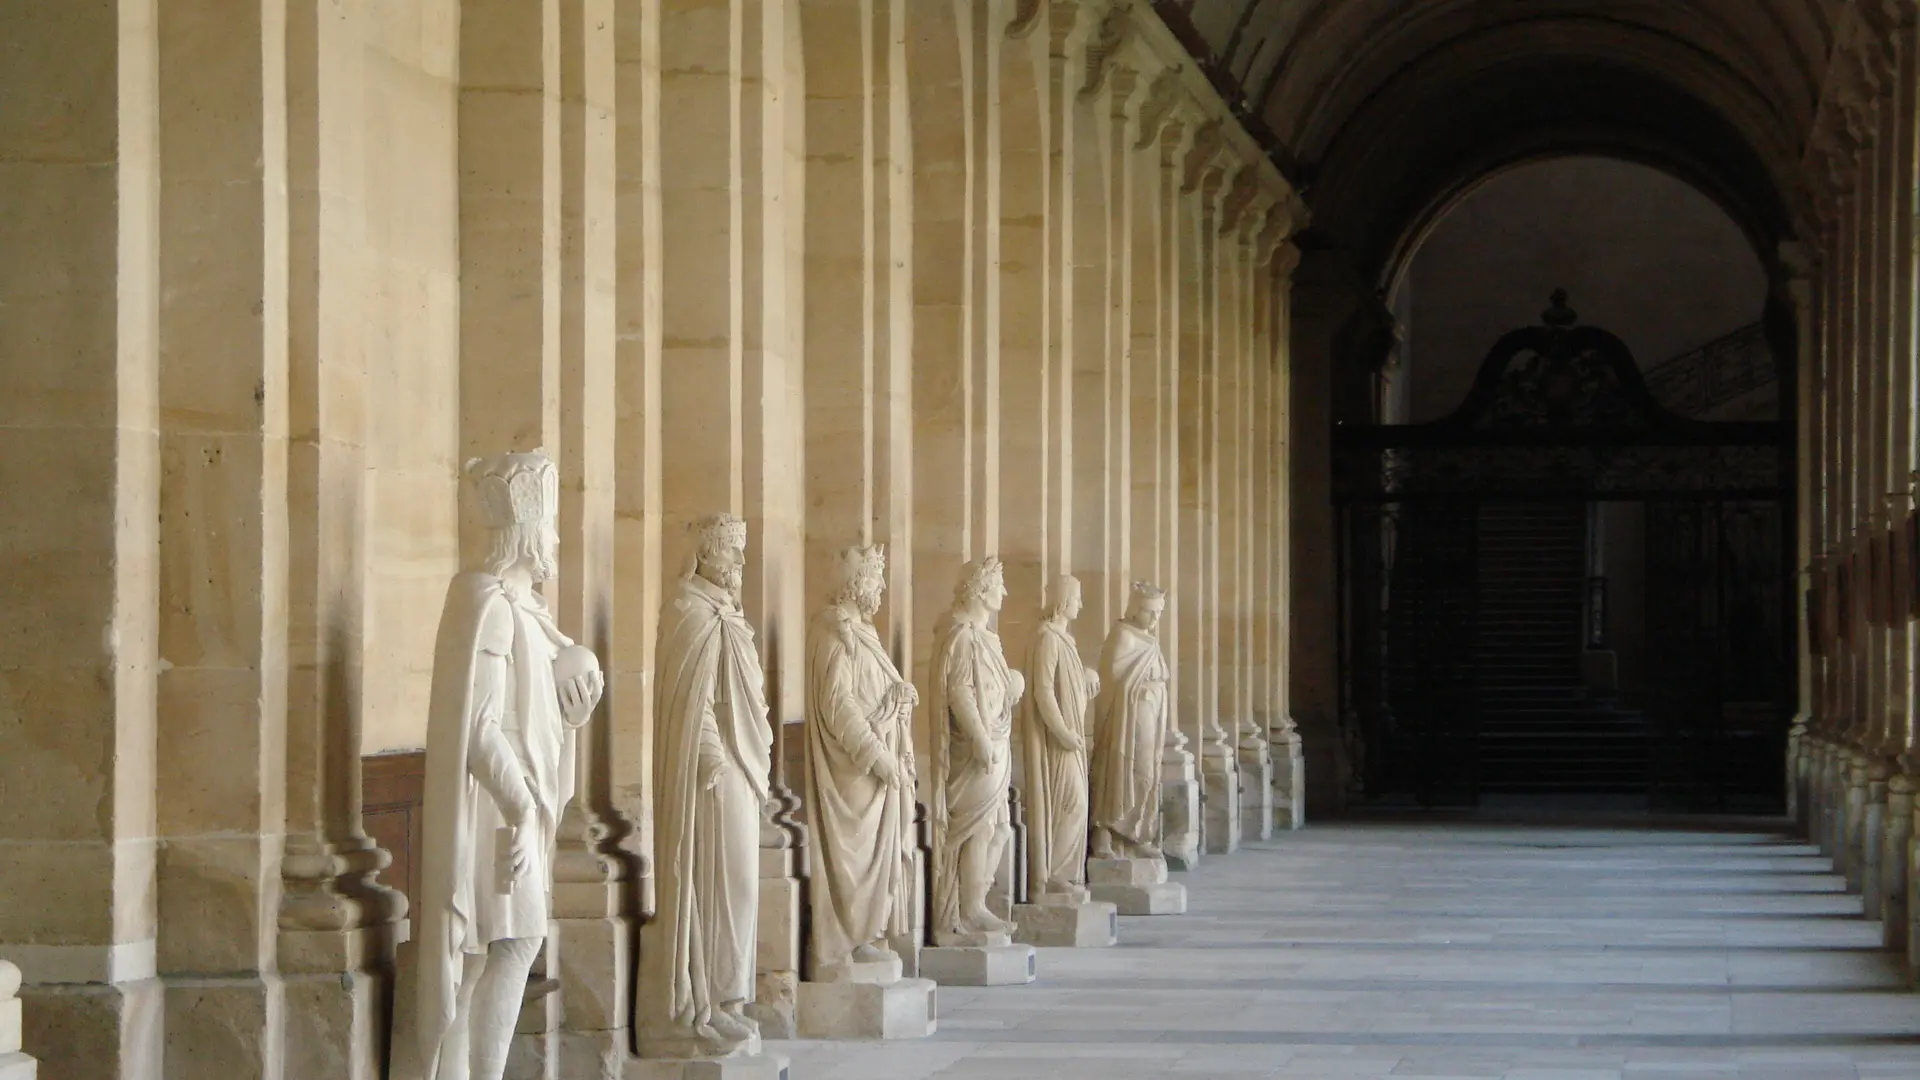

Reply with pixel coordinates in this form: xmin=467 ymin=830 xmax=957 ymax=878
xmin=1334 ymin=293 xmax=1793 ymax=810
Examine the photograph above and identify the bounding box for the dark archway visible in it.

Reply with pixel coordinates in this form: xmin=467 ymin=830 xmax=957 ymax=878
xmin=1335 ymin=289 xmax=1792 ymax=809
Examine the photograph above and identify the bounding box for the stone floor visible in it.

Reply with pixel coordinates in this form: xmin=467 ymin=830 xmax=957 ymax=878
xmin=778 ymin=818 xmax=1920 ymax=1078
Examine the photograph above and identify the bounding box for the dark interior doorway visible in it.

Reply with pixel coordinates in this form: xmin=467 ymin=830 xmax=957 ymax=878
xmin=1335 ymin=293 xmax=1793 ymax=812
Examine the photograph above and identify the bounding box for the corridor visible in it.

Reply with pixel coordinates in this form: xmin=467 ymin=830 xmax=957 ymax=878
xmin=785 ymin=822 xmax=1920 ymax=1079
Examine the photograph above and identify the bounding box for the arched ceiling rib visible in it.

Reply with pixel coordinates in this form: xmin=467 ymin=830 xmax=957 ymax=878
xmin=1161 ymin=0 xmax=1841 ymax=273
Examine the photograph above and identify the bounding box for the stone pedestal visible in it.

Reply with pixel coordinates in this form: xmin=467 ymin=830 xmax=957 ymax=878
xmin=1202 ymin=747 xmax=1242 ymax=855
xmin=751 ymin=848 xmax=802 ymax=1039
xmin=1908 ymin=800 xmax=1920 ymax=983
xmin=1813 ymin=743 xmax=1836 ymax=856
xmin=625 ymin=1048 xmax=790 ymax=1080
xmin=919 ymin=932 xmax=1037 ymax=986
xmin=1272 ymin=729 xmax=1306 ymax=831
xmin=509 ymin=967 xmax=564 ymax=1079
xmin=1882 ymin=775 xmax=1914 ymax=955
xmin=1238 ymin=743 xmax=1274 ymax=841
xmin=553 ymin=834 xmax=637 ymax=1062
xmin=1013 ymin=890 xmax=1118 ymax=947
xmin=1863 ymin=759 xmax=1892 ymax=920
xmin=794 ymin=973 xmax=937 ymax=1040
xmin=1086 ymin=856 xmax=1188 ymax=915
xmin=1786 ymin=721 xmax=1808 ymax=829
xmin=1845 ymin=753 xmax=1868 ymax=891
xmin=1161 ymin=733 xmax=1202 ymax=871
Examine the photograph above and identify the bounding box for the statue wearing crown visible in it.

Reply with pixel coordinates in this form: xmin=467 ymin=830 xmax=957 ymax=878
xmin=804 ymin=543 xmax=919 ymax=980
xmin=927 ymin=557 xmax=1025 ymax=944
xmin=417 ymin=451 xmax=605 ymax=1080
xmin=641 ymin=513 xmax=773 ymax=1057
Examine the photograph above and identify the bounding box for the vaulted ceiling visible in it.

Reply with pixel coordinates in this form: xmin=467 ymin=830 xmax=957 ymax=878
xmin=1161 ymin=0 xmax=1846 ymax=279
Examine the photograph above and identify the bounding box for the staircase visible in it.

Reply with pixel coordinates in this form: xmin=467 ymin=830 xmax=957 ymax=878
xmin=1474 ymin=503 xmax=1650 ymax=794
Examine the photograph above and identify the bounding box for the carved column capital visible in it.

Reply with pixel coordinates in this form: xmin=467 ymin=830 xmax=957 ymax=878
xmin=1081 ymin=3 xmax=1133 ymax=99
xmin=1047 ymin=0 xmax=1082 ymax=56
xmin=1180 ymin=119 xmax=1228 ymax=195
xmin=1007 ymin=0 xmax=1044 ymax=39
xmin=1133 ymin=66 xmax=1186 ymax=151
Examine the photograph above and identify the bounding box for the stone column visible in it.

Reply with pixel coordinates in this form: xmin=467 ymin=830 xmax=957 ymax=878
xmin=737 ymin=0 xmax=809 ymax=1037
xmin=899 ymin=0 xmax=981 ymax=966
xmin=1181 ymin=126 xmax=1241 ymax=856
xmin=608 ymin=0 xmax=663 ymax=943
xmin=0 ymin=4 xmax=164 ymax=1076
xmin=1144 ymin=85 xmax=1203 ymax=870
xmin=1099 ymin=59 xmax=1142 ymax=622
xmin=1068 ymin=7 xmax=1116 ymax=640
xmin=802 ymin=0 xmax=918 ymax=986
xmin=997 ymin=7 xmax=1053 ymax=674
xmin=452 ymin=0 xmax=570 ymax=1068
xmin=1267 ymin=235 xmax=1307 ymax=830
xmin=1858 ymin=81 xmax=1892 ymax=916
xmin=275 ymin=2 xmax=411 ymax=1074
xmin=1226 ymin=184 xmax=1275 ymax=843
xmin=552 ymin=1 xmax=634 ymax=1070
xmin=653 ymin=0 xmax=808 ymax=1043
xmin=151 ymin=0 xmax=307 ymax=1070
xmin=1782 ymin=240 xmax=1818 ymax=829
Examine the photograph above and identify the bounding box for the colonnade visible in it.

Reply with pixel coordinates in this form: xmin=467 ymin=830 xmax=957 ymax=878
xmin=0 ymin=1 xmax=1305 ymax=1077
xmin=1791 ymin=1 xmax=1920 ymax=980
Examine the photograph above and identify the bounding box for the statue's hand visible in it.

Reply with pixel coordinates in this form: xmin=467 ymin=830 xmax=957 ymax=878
xmin=508 ymin=823 xmax=535 ymax=879
xmin=870 ymin=752 xmax=901 ymax=787
xmin=560 ymin=670 xmax=605 ymax=723
xmin=892 ymin=680 xmax=920 ymax=709
xmin=1008 ymin=670 xmax=1026 ymax=701
xmin=972 ymin=737 xmax=996 ymax=770
xmin=1085 ymin=669 xmax=1101 ymax=698
xmin=1052 ymin=730 xmax=1085 ymax=754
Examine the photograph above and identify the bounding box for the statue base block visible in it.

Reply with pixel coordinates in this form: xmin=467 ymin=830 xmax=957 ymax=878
xmin=794 ymin=977 xmax=937 ymax=1039
xmin=811 ymin=952 xmax=902 ymax=986
xmin=1088 ymin=856 xmax=1165 ymax=886
xmin=918 ymin=943 xmax=1037 ymax=986
xmin=625 ymin=1053 xmax=790 ymax=1080
xmin=0 ymin=1055 xmax=32 ymax=1080
xmin=1089 ymin=881 xmax=1187 ymax=915
xmin=1013 ymin=900 xmax=1117 ymax=947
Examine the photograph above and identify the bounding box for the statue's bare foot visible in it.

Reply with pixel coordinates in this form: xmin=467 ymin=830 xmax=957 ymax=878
xmin=851 ymin=941 xmax=895 ymax=964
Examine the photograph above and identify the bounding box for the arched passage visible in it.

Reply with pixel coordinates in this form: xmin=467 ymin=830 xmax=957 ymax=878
xmin=1335 ymin=154 xmax=1793 ymax=811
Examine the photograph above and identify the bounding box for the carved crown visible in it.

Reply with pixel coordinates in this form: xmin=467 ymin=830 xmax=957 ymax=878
xmin=466 ymin=450 xmax=559 ymax=529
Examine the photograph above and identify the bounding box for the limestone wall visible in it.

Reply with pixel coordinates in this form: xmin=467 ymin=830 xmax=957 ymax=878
xmin=0 ymin=1 xmax=1302 ymax=1076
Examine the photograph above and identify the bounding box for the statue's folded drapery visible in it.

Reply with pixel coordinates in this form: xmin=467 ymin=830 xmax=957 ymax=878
xmin=649 ymin=572 xmax=773 ymax=1032
xmin=1090 ymin=620 xmax=1171 ymax=853
xmin=805 ymin=604 xmax=916 ymax=971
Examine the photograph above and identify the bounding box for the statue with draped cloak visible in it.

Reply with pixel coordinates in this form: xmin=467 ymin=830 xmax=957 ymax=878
xmin=417 ymin=451 xmax=603 ymax=1080
xmin=1020 ymin=575 xmax=1100 ymax=898
xmin=1089 ymin=582 xmax=1172 ymax=861
xmin=640 ymin=514 xmax=773 ymax=1057
xmin=804 ymin=543 xmax=919 ymax=978
xmin=927 ymin=557 xmax=1025 ymax=944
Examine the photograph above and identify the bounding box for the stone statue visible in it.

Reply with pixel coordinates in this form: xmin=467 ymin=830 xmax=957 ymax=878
xmin=642 ymin=513 xmax=774 ymax=1057
xmin=1090 ymin=582 xmax=1172 ymax=861
xmin=804 ymin=543 xmax=919 ymax=979
xmin=1021 ymin=575 xmax=1100 ymax=898
xmin=417 ymin=450 xmax=605 ymax=1080
xmin=927 ymin=556 xmax=1025 ymax=944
